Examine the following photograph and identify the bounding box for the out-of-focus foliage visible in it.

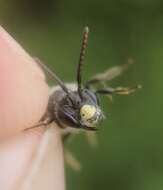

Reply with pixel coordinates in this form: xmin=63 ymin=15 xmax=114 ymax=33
xmin=1 ymin=0 xmax=163 ymax=189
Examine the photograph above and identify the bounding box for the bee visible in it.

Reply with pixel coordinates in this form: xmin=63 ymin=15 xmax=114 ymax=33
xmin=28 ymin=26 xmax=141 ymax=135
xmin=25 ymin=26 xmax=141 ymax=171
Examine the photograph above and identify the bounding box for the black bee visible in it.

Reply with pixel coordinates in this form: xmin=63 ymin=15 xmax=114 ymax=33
xmin=28 ymin=27 xmax=141 ymax=132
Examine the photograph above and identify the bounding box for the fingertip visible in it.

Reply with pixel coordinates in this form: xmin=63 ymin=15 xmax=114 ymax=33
xmin=0 ymin=25 xmax=49 ymax=138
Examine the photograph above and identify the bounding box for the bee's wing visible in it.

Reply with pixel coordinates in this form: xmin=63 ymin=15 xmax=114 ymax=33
xmin=85 ymin=58 xmax=134 ymax=88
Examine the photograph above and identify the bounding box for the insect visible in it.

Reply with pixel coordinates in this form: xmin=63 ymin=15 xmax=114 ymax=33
xmin=25 ymin=26 xmax=141 ymax=171
xmin=28 ymin=26 xmax=141 ymax=133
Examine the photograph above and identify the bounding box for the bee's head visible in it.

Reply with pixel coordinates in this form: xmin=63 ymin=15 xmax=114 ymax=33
xmin=58 ymin=88 xmax=104 ymax=131
xmin=76 ymin=89 xmax=103 ymax=129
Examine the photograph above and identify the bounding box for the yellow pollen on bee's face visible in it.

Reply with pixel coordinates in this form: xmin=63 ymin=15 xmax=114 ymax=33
xmin=80 ymin=105 xmax=96 ymax=120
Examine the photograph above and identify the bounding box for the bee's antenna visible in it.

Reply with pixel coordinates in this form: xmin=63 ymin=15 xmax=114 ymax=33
xmin=77 ymin=26 xmax=89 ymax=98
xmin=34 ymin=57 xmax=73 ymax=100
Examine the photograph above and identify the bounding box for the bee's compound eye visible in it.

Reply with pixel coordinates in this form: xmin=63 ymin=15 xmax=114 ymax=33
xmin=80 ymin=105 xmax=96 ymax=120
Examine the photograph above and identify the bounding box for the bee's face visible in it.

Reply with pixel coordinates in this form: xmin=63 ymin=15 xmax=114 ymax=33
xmin=79 ymin=104 xmax=102 ymax=127
xmin=58 ymin=89 xmax=104 ymax=130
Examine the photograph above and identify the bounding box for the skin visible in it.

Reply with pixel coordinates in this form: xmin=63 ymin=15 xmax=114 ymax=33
xmin=0 ymin=26 xmax=65 ymax=190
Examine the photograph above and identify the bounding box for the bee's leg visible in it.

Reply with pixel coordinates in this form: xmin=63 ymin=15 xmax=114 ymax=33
xmin=64 ymin=149 xmax=81 ymax=172
xmin=85 ymin=131 xmax=98 ymax=147
xmin=85 ymin=59 xmax=133 ymax=88
xmin=62 ymin=132 xmax=72 ymax=143
xmin=62 ymin=133 xmax=81 ymax=172
xmin=96 ymin=85 xmax=142 ymax=96
xmin=24 ymin=117 xmax=53 ymax=131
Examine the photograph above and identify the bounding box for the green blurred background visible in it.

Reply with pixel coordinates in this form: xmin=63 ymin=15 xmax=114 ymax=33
xmin=1 ymin=0 xmax=163 ymax=189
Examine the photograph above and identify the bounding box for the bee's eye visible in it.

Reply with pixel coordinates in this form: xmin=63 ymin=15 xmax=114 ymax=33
xmin=80 ymin=105 xmax=96 ymax=120
xmin=83 ymin=89 xmax=99 ymax=104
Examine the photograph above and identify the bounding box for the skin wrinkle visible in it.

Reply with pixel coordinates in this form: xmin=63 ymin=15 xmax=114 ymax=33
xmin=18 ymin=127 xmax=65 ymax=190
xmin=0 ymin=129 xmax=44 ymax=190
xmin=15 ymin=130 xmax=44 ymax=190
